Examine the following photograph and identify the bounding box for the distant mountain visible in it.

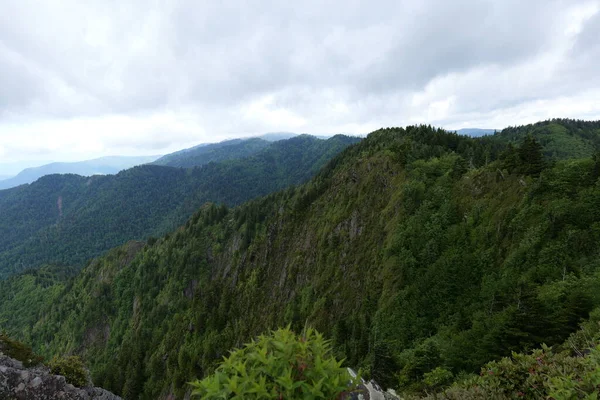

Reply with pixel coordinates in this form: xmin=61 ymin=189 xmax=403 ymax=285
xmin=0 ymin=175 xmax=11 ymax=181
xmin=0 ymin=156 xmax=160 ymax=190
xmin=0 ymin=135 xmax=360 ymax=278
xmin=256 ymin=132 xmax=300 ymax=141
xmin=0 ymin=160 xmax=53 ymax=177
xmin=456 ymin=128 xmax=498 ymax=137
xmin=152 ymin=133 xmax=339 ymax=169
xmin=152 ymin=138 xmax=271 ymax=168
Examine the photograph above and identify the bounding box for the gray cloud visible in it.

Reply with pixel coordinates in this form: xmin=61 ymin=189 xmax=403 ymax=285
xmin=0 ymin=0 xmax=599 ymax=168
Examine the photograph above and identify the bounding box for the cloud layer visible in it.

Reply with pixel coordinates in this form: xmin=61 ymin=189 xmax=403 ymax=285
xmin=0 ymin=0 xmax=599 ymax=166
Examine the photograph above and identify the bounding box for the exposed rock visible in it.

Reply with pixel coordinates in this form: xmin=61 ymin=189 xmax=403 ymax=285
xmin=0 ymin=353 xmax=121 ymax=400
xmin=342 ymin=368 xmax=401 ymax=400
xmin=183 ymin=279 xmax=198 ymax=299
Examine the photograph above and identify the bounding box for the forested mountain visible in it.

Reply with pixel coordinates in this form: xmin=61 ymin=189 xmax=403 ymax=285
xmin=0 ymin=135 xmax=358 ymax=278
xmin=494 ymin=118 xmax=600 ymax=159
xmin=2 ymin=121 xmax=600 ymax=399
xmin=151 ymin=133 xmax=338 ymax=169
xmin=0 ymin=155 xmax=160 ymax=190
xmin=151 ymin=138 xmax=270 ymax=168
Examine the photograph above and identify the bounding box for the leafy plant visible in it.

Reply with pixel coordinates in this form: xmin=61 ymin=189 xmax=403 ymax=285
xmin=423 ymin=367 xmax=453 ymax=394
xmin=190 ymin=326 xmax=358 ymax=399
xmin=0 ymin=332 xmax=44 ymax=367
xmin=425 ymin=343 xmax=600 ymax=399
xmin=48 ymin=355 xmax=90 ymax=387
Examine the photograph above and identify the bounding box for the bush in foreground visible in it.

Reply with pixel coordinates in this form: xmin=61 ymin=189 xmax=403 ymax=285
xmin=190 ymin=326 xmax=358 ymax=399
xmin=0 ymin=332 xmax=44 ymax=367
xmin=48 ymin=355 xmax=90 ymax=387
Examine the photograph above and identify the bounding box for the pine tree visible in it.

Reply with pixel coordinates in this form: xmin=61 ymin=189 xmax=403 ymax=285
xmin=518 ymin=135 xmax=545 ymax=176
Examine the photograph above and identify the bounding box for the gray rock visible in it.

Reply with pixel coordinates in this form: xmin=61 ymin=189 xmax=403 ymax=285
xmin=30 ymin=376 xmax=43 ymax=388
xmin=342 ymin=368 xmax=401 ymax=400
xmin=0 ymin=354 xmax=121 ymax=400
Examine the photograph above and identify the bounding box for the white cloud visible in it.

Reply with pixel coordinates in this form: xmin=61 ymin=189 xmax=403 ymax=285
xmin=0 ymin=0 xmax=599 ymax=172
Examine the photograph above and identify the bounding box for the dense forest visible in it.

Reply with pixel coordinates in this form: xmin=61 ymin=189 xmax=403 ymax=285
xmin=2 ymin=120 xmax=600 ymax=399
xmin=151 ymin=137 xmax=271 ymax=168
xmin=494 ymin=118 xmax=600 ymax=159
xmin=0 ymin=134 xmax=358 ymax=278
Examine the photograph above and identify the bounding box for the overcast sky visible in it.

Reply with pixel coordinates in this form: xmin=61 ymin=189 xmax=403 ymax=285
xmin=0 ymin=0 xmax=599 ymax=172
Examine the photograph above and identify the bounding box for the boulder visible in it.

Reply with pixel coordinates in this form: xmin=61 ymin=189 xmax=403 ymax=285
xmin=0 ymin=353 xmax=121 ymax=400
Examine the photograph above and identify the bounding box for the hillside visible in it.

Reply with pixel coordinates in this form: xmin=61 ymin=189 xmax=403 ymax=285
xmin=2 ymin=124 xmax=600 ymax=399
xmin=0 ymin=156 xmax=160 ymax=190
xmin=494 ymin=118 xmax=600 ymax=159
xmin=151 ymin=138 xmax=271 ymax=168
xmin=0 ymin=135 xmax=359 ymax=278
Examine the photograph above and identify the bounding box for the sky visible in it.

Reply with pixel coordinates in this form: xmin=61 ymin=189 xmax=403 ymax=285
xmin=0 ymin=0 xmax=599 ymax=173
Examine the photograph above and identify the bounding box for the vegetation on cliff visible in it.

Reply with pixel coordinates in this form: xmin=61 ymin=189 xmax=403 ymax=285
xmin=0 ymin=135 xmax=358 ymax=278
xmin=1 ymin=120 xmax=600 ymax=398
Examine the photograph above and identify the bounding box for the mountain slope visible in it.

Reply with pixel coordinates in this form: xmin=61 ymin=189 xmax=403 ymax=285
xmin=0 ymin=156 xmax=160 ymax=190
xmin=494 ymin=118 xmax=600 ymax=159
xmin=151 ymin=138 xmax=270 ymax=168
xmin=0 ymin=135 xmax=359 ymax=278
xmin=3 ymin=125 xmax=599 ymax=399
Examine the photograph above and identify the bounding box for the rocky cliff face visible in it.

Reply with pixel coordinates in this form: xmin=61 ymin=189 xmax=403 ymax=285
xmin=342 ymin=369 xmax=400 ymax=400
xmin=0 ymin=353 xmax=120 ymax=400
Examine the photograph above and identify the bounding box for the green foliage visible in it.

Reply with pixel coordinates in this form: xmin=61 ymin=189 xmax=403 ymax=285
xmin=152 ymin=138 xmax=271 ymax=168
xmin=517 ymin=135 xmax=545 ymax=176
xmin=0 ymin=333 xmax=44 ymax=367
xmin=189 ymin=327 xmax=357 ymax=399
xmin=3 ymin=122 xmax=600 ymax=398
xmin=0 ymin=265 xmax=74 ymax=341
xmin=436 ymin=345 xmax=600 ymax=399
xmin=0 ymin=135 xmax=358 ymax=278
xmin=495 ymin=118 xmax=600 ymax=160
xmin=48 ymin=355 xmax=90 ymax=387
xmin=423 ymin=367 xmax=453 ymax=392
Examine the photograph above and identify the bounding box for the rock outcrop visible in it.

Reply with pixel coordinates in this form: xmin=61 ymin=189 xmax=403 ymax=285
xmin=0 ymin=353 xmax=121 ymax=400
xmin=342 ymin=368 xmax=400 ymax=400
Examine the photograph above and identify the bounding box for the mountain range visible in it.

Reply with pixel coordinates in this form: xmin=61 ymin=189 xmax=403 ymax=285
xmin=0 ymin=156 xmax=160 ymax=190
xmin=0 ymin=133 xmax=327 ymax=190
xmin=455 ymin=128 xmax=497 ymax=136
xmin=1 ymin=119 xmax=600 ymax=399
xmin=0 ymin=135 xmax=359 ymax=278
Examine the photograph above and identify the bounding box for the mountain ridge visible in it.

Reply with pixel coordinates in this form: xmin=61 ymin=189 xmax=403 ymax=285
xmin=0 ymin=155 xmax=161 ymax=190
xmin=1 ymin=119 xmax=600 ymax=399
xmin=0 ymin=135 xmax=360 ymax=278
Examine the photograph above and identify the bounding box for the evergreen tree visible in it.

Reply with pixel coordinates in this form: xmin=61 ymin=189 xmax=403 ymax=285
xmin=518 ymin=135 xmax=545 ymax=176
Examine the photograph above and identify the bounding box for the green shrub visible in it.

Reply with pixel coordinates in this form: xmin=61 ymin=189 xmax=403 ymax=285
xmin=48 ymin=355 xmax=90 ymax=387
xmin=190 ymin=326 xmax=359 ymax=399
xmin=0 ymin=333 xmax=44 ymax=367
xmin=423 ymin=367 xmax=453 ymax=392
xmin=418 ymin=345 xmax=600 ymax=400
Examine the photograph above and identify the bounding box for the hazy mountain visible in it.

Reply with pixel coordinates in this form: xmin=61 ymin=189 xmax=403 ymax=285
xmin=152 ymin=138 xmax=271 ymax=168
xmin=0 ymin=135 xmax=359 ymax=278
xmin=0 ymin=156 xmax=161 ymax=190
xmin=256 ymin=132 xmax=300 ymax=141
xmin=152 ymin=133 xmax=338 ymax=169
xmin=455 ymin=128 xmax=498 ymax=136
